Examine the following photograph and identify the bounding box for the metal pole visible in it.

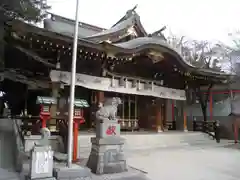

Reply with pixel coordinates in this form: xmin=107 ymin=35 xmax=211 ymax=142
xmin=67 ymin=0 xmax=80 ymax=168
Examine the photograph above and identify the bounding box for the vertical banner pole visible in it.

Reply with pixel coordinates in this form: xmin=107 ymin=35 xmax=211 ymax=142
xmin=67 ymin=0 xmax=80 ymax=168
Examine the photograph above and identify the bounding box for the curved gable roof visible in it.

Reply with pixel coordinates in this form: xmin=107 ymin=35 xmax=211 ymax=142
xmin=101 ymin=37 xmax=230 ymax=79
xmin=111 ymin=5 xmax=147 ymax=36
xmin=44 ymin=13 xmax=105 ymax=38
xmin=6 ymin=19 xmax=232 ymax=83
xmin=83 ymin=6 xmax=147 ymax=42
xmin=83 ymin=14 xmax=137 ymax=42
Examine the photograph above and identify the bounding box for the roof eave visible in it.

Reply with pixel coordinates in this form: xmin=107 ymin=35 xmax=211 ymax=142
xmin=7 ymin=21 xmax=230 ymax=82
xmin=133 ymin=15 xmax=148 ymax=37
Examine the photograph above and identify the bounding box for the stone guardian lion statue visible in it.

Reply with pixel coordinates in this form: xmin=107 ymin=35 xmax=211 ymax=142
xmin=96 ymin=97 xmax=122 ymax=123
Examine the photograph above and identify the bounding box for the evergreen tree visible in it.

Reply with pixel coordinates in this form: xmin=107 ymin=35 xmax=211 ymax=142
xmin=0 ymin=0 xmax=50 ymax=22
xmin=0 ymin=0 xmax=50 ymax=72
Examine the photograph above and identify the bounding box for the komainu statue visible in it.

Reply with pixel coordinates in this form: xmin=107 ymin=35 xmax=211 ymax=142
xmin=87 ymin=97 xmax=127 ymax=175
xmin=35 ymin=127 xmax=51 ymax=146
xmin=96 ymin=97 xmax=122 ymax=123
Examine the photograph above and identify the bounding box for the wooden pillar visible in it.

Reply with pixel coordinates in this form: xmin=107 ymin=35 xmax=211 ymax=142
xmin=234 ymin=119 xmax=239 ymax=143
xmin=50 ymin=82 xmax=59 ymax=131
xmin=135 ymin=95 xmax=138 ymax=130
xmin=183 ymin=102 xmax=188 ymax=132
xmin=183 ymin=111 xmax=188 ymax=132
xmin=122 ymin=94 xmax=125 ymax=119
xmin=128 ymin=95 xmax=131 ymax=129
xmin=209 ymin=92 xmax=213 ymax=120
xmin=97 ymin=69 xmax=106 ymax=107
xmin=155 ymin=100 xmax=163 ymax=132
xmin=171 ymin=100 xmax=175 ymax=121
xmin=73 ymin=120 xmax=79 ymax=162
xmin=97 ymin=91 xmax=104 ymax=107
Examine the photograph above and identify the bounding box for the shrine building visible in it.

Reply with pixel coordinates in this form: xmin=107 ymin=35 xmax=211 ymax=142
xmin=1 ymin=7 xmax=230 ymax=135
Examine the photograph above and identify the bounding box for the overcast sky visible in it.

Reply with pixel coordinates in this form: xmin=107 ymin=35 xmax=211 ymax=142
xmin=47 ymin=0 xmax=240 ymax=44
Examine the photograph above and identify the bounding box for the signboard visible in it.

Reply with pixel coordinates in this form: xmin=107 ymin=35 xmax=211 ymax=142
xmin=104 ymin=123 xmax=120 ymax=137
xmin=96 ymin=122 xmax=121 ymax=138
xmin=50 ymin=70 xmax=186 ymax=101
xmin=106 ymin=125 xmax=117 ymax=135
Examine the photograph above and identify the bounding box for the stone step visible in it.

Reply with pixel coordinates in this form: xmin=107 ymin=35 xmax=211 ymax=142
xmin=76 ymin=132 xmax=221 ymax=159
xmin=0 ymin=119 xmax=16 ymax=170
xmin=0 ymin=168 xmax=20 ymax=180
xmin=77 ymin=133 xmax=215 ymax=147
xmin=77 ymin=132 xmax=211 ymax=146
xmin=77 ymin=141 xmax=233 ymax=160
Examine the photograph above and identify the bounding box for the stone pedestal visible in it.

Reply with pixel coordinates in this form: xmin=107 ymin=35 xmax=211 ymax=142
xmin=27 ymin=145 xmax=55 ymax=180
xmin=95 ymin=120 xmax=121 ymax=138
xmin=53 ymin=164 xmax=91 ymax=180
xmin=86 ymin=136 xmax=127 ymax=174
xmin=88 ymin=97 xmax=127 ymax=174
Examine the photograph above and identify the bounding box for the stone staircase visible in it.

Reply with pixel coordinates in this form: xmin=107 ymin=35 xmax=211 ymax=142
xmin=0 ymin=118 xmax=21 ymax=180
xmin=0 ymin=118 xmax=16 ymax=170
xmin=77 ymin=132 xmax=232 ymax=158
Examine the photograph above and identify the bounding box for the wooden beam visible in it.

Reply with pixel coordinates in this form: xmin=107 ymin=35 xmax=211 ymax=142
xmin=2 ymin=71 xmax=49 ymax=89
xmin=14 ymin=46 xmax=56 ymax=68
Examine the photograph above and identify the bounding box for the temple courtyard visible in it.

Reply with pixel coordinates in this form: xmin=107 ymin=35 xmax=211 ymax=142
xmin=126 ymin=144 xmax=240 ymax=180
xmin=1 ymin=136 xmax=240 ymax=180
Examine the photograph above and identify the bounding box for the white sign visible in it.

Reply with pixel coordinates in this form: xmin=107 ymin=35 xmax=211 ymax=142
xmin=35 ymin=151 xmax=52 ymax=174
xmin=50 ymin=70 xmax=186 ymax=100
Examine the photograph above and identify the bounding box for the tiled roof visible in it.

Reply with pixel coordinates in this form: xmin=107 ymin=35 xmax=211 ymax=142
xmin=47 ymin=12 xmax=105 ymax=32
xmin=44 ymin=13 xmax=106 ymax=38
xmin=6 ymin=10 xmax=232 ymax=81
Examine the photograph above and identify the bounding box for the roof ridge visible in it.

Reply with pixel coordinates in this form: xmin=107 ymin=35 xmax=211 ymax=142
xmin=109 ymin=6 xmax=147 ymax=37
xmin=111 ymin=5 xmax=138 ymax=27
xmin=47 ymin=12 xmax=106 ymax=32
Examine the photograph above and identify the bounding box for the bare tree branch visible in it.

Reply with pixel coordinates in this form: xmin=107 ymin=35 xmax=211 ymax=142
xmin=167 ymin=34 xmax=226 ymax=71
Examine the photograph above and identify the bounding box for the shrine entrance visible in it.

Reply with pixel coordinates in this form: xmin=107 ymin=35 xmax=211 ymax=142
xmin=132 ymin=97 xmax=170 ymax=132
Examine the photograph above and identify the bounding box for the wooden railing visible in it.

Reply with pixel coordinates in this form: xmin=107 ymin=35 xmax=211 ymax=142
xmin=193 ymin=120 xmax=220 ymax=143
xmin=118 ymin=119 xmax=139 ymax=131
xmin=2 ymin=115 xmax=140 ymax=136
xmin=0 ymin=115 xmax=65 ymax=136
